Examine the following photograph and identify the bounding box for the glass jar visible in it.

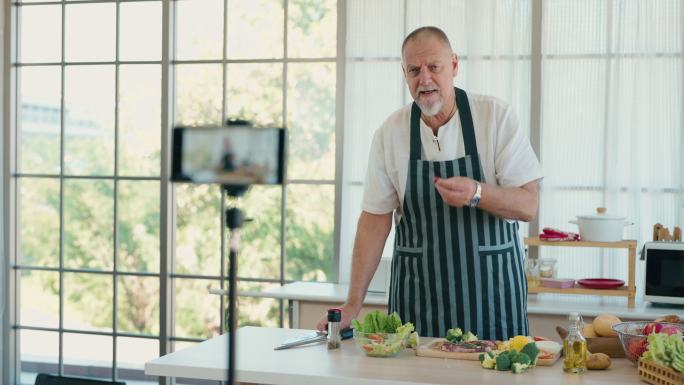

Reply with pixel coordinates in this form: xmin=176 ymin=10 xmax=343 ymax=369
xmin=525 ymin=258 xmax=541 ymax=288
xmin=539 ymin=258 xmax=557 ymax=279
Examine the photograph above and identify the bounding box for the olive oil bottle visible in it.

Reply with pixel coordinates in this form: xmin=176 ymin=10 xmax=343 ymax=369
xmin=562 ymin=312 xmax=587 ymax=373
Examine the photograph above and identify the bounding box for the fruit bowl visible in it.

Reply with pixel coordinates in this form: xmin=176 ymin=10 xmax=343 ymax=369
xmin=353 ymin=330 xmax=409 ymax=357
xmin=612 ymin=321 xmax=684 ymax=364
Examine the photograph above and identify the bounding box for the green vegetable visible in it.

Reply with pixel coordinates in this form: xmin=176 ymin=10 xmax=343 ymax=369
xmin=406 ymin=331 xmax=419 ymax=349
xmin=445 ymin=327 xmax=463 ymax=343
xmin=463 ymin=331 xmax=478 ymax=342
xmin=353 ymin=311 xmax=408 ymax=333
xmin=496 ymin=353 xmax=512 ymax=371
xmin=642 ymin=332 xmax=684 ymax=371
xmin=511 ymin=352 xmax=531 ymax=365
xmin=521 ymin=343 xmax=540 ymax=365
xmin=512 ymin=362 xmax=531 ymax=374
xmin=481 ymin=352 xmax=497 ymax=369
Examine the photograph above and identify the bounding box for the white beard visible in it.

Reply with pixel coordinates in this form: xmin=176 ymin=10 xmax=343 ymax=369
xmin=417 ymin=98 xmax=443 ymax=116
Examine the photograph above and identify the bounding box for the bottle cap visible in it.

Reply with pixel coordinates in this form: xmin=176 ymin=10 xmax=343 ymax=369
xmin=327 ymin=308 xmax=341 ymax=322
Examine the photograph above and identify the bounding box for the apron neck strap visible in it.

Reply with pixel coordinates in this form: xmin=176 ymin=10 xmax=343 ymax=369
xmin=455 ymin=87 xmax=477 ymax=157
xmin=409 ymin=87 xmax=477 ymax=160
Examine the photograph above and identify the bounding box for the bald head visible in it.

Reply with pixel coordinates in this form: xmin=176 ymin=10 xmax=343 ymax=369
xmin=401 ymin=26 xmax=453 ymax=57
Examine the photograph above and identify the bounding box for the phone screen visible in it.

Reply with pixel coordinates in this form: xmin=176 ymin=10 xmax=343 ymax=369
xmin=171 ymin=125 xmax=285 ymax=185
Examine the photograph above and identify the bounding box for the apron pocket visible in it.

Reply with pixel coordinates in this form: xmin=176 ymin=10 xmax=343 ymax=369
xmin=395 ymin=245 xmax=424 ymax=258
xmin=477 ymin=239 xmax=515 ymax=257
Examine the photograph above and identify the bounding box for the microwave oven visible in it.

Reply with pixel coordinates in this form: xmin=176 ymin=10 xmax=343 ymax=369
xmin=644 ymin=241 xmax=684 ymax=305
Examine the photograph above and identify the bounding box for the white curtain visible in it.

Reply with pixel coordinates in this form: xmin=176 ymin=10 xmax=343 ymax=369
xmin=340 ymin=0 xmax=683 ymax=293
xmin=539 ymin=0 xmax=683 ymax=295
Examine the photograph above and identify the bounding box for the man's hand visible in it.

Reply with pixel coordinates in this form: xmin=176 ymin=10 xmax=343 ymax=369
xmin=434 ymin=176 xmax=476 ymax=207
xmin=315 ymin=302 xmax=360 ymax=332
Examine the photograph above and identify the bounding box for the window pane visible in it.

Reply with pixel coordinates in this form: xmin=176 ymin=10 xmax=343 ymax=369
xmin=63 ymin=273 xmax=113 ymax=332
xmin=287 ymin=0 xmax=336 ymax=58
xmin=19 ymin=178 xmax=60 ymax=267
xmin=175 ymin=0 xmax=223 ymax=60
xmin=117 ymin=276 xmax=159 ymax=335
xmin=118 ymin=181 xmax=160 ymax=273
xmin=543 ymin=0 xmax=608 ymax=55
xmin=116 ymin=337 xmax=159 ymax=384
xmin=232 ymin=186 xmax=281 ymax=280
xmin=174 ymin=278 xmax=221 ymax=339
xmin=237 ymin=282 xmax=281 ymax=327
xmin=286 ymin=63 xmax=336 ymax=180
xmin=119 ymin=1 xmax=162 ymax=61
xmin=226 ymin=63 xmax=283 ymax=127
xmin=175 ymin=184 xmax=221 ymax=275
xmin=285 ymin=184 xmax=334 ymax=281
xmin=175 ymin=64 xmax=223 ymax=126
xmin=19 ymin=66 xmax=61 ymax=174
xmin=20 ymin=5 xmax=61 ymax=63
xmin=226 ymin=0 xmax=283 ymax=59
xmin=63 ymin=333 xmax=113 ymax=380
xmin=542 ymin=58 xmax=606 ymax=187
xmin=65 ymin=3 xmax=115 ymax=62
xmin=346 ymin=0 xmax=404 ymax=59
xmin=119 ymin=65 xmax=161 ymax=176
xmin=20 ymin=330 xmax=59 ymax=385
xmin=20 ymin=270 xmax=59 ymax=328
xmin=64 ymin=65 xmax=115 ymax=176
xmin=611 ymin=0 xmax=681 ymax=54
xmin=344 ymin=61 xmax=404 ymax=182
xmin=64 ymin=179 xmax=114 ymax=270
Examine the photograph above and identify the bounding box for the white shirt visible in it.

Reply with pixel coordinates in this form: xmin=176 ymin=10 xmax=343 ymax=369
xmin=361 ymin=93 xmax=543 ymax=222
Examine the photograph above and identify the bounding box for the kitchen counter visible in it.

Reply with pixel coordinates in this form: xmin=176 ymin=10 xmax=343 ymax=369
xmin=145 ymin=326 xmax=640 ymax=384
xmin=264 ymin=282 xmax=684 ymax=320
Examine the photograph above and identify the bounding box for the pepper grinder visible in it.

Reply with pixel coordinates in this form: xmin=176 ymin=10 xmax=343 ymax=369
xmin=327 ymin=308 xmax=341 ymax=349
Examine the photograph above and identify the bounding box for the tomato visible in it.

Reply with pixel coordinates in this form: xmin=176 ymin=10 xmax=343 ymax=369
xmin=643 ymin=323 xmax=663 ymax=335
xmin=627 ymin=339 xmax=648 ymax=361
xmin=368 ymin=334 xmax=384 ymax=344
xmin=533 ymin=336 xmax=550 ymax=342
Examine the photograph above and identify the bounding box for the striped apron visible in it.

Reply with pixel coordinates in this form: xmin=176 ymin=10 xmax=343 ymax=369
xmin=388 ymin=87 xmax=528 ymax=340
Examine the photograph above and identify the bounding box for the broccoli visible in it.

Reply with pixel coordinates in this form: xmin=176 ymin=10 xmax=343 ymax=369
xmin=445 ymin=328 xmax=463 ymax=343
xmin=479 ymin=351 xmax=495 ymax=362
xmin=512 ymin=362 xmax=531 ymax=374
xmin=480 ymin=352 xmax=497 ymax=369
xmin=496 ymin=353 xmax=512 ymax=371
xmin=520 ymin=342 xmax=540 ymax=365
xmin=511 ymin=352 xmax=531 ymax=365
xmin=463 ymin=331 xmax=478 ymax=342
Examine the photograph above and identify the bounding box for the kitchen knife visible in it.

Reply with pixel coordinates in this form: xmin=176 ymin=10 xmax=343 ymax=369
xmin=274 ymin=328 xmax=354 ymax=350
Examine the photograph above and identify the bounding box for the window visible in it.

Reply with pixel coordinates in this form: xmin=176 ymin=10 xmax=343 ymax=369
xmin=9 ymin=1 xmax=339 ymax=384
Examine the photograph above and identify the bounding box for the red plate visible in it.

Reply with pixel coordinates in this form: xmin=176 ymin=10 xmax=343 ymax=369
xmin=577 ymin=278 xmax=625 ymax=289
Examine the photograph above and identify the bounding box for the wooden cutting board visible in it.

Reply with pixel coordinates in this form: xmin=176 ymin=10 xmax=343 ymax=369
xmin=416 ymin=339 xmax=562 ymax=366
xmin=416 ymin=339 xmax=484 ymax=360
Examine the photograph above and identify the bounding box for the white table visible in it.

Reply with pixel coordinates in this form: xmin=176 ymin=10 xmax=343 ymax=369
xmin=145 ymin=326 xmax=639 ymax=385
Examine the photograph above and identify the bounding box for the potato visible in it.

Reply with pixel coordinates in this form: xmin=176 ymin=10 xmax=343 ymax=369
xmin=587 ymin=352 xmax=611 ymax=370
xmin=583 ymin=324 xmax=599 ymax=338
xmin=593 ymin=314 xmax=622 ymax=337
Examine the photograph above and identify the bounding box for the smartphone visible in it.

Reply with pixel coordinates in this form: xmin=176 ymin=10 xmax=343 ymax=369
xmin=171 ymin=125 xmax=286 ymax=185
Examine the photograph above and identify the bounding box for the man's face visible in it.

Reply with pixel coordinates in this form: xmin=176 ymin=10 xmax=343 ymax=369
xmin=402 ymin=35 xmax=458 ymax=116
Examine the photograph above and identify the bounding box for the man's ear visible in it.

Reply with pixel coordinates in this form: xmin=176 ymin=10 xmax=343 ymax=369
xmin=452 ymin=54 xmax=459 ymax=77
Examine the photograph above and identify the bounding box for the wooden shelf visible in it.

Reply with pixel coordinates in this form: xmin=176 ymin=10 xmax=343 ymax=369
xmin=524 ymin=237 xmax=637 ymax=249
xmin=528 ymin=284 xmax=633 ymax=297
xmin=524 ymin=237 xmax=637 ymax=308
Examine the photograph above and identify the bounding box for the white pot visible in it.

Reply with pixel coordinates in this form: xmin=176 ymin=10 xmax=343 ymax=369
xmin=569 ymin=208 xmax=633 ymax=242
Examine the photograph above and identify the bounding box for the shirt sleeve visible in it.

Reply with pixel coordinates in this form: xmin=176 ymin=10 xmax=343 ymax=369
xmin=494 ymin=103 xmax=544 ymax=188
xmin=361 ymin=127 xmax=400 ymax=214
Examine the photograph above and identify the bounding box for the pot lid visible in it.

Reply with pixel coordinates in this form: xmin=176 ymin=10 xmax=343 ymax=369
xmin=577 ymin=207 xmax=626 ymax=221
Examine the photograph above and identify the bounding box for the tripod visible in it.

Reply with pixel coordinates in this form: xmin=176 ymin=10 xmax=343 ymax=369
xmin=224 ymin=184 xmax=249 ymax=385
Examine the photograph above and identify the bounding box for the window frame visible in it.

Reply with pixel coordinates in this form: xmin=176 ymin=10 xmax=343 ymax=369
xmin=3 ymin=0 xmax=345 ymax=384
